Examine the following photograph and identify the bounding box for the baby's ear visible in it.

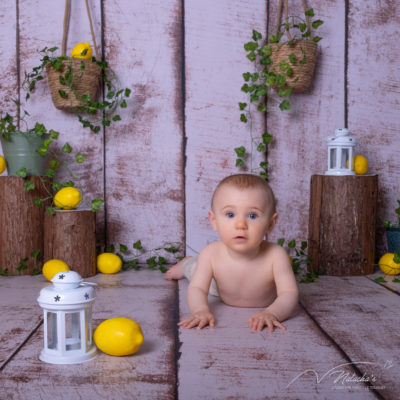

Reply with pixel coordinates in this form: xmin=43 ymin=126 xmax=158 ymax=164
xmin=208 ymin=210 xmax=217 ymax=231
xmin=266 ymin=213 xmax=278 ymax=234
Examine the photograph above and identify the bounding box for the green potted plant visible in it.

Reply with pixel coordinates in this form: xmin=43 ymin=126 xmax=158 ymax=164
xmin=23 ymin=45 xmax=131 ymax=134
xmin=235 ymin=5 xmax=323 ymax=178
xmin=383 ymin=200 xmax=400 ymax=253
xmin=0 ymin=101 xmax=103 ymax=213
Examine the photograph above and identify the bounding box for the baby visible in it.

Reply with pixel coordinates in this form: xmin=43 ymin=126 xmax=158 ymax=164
xmin=166 ymin=173 xmax=298 ymax=332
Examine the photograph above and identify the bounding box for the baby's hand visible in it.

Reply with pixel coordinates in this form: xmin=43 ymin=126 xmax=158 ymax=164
xmin=248 ymin=310 xmax=286 ymax=332
xmin=178 ymin=310 xmax=215 ymax=330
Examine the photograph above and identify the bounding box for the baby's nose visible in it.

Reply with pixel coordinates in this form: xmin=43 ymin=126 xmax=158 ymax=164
xmin=235 ymin=218 xmax=248 ymax=229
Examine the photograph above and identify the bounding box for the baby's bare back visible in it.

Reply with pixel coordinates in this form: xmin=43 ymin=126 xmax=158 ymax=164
xmin=211 ymin=241 xmax=280 ymax=308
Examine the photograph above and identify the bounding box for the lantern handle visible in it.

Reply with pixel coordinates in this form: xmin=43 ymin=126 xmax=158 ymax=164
xmin=81 ymin=282 xmax=97 ymax=287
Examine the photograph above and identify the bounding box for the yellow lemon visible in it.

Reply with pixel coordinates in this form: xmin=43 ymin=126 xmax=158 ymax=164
xmin=0 ymin=155 xmax=6 ymax=174
xmin=71 ymin=42 xmax=92 ymax=59
xmin=97 ymin=253 xmax=122 ymax=274
xmin=353 ymin=155 xmax=368 ymax=175
xmin=378 ymin=253 xmax=400 ymax=275
xmin=54 ymin=187 xmax=82 ymax=210
xmin=94 ymin=317 xmax=144 ymax=356
xmin=42 ymin=259 xmax=70 ymax=281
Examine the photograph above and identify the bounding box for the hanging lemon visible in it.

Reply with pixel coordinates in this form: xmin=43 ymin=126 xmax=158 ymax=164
xmin=54 ymin=187 xmax=82 ymax=210
xmin=353 ymin=155 xmax=368 ymax=175
xmin=42 ymin=259 xmax=70 ymax=281
xmin=0 ymin=155 xmax=6 ymax=174
xmin=378 ymin=253 xmax=400 ymax=275
xmin=97 ymin=253 xmax=122 ymax=274
xmin=94 ymin=317 xmax=144 ymax=356
xmin=71 ymin=42 xmax=92 ymax=60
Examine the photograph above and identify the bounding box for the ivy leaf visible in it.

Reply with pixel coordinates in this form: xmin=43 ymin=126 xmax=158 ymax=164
xmin=112 ymin=115 xmax=122 ymax=122
xmin=257 ymin=102 xmax=267 ymax=112
xmin=305 ymin=8 xmax=315 ymax=17
xmin=105 ymin=244 xmax=115 ymax=253
xmin=312 ymin=20 xmax=324 ymax=29
xmin=234 ymin=146 xmax=246 ymax=158
xmin=246 ymin=52 xmax=256 ymax=62
xmin=252 ymin=30 xmax=262 ymax=41
xmin=277 ymin=238 xmax=285 ymax=246
xmin=244 ymin=41 xmax=258 ymax=52
xmin=34 ymin=199 xmax=43 ymax=208
xmin=374 ymin=277 xmax=386 ymax=283
xmin=91 ymin=198 xmax=104 ymax=212
xmin=238 ymin=102 xmax=247 ymax=110
xmin=242 ymin=72 xmax=251 ymax=82
xmin=49 ymin=129 xmax=59 ymax=139
xmin=58 ymin=90 xmax=67 ymax=99
xmin=120 ymin=244 xmax=128 ymax=253
xmin=45 ymin=168 xmax=55 ymax=178
xmin=62 ymin=143 xmax=72 ymax=153
xmin=288 ymin=239 xmax=296 ymax=248
xmin=120 ymin=100 xmax=127 ymax=108
xmin=235 ymin=158 xmax=245 ymax=168
xmin=133 ymin=240 xmax=143 ymax=250
xmin=240 ymin=113 xmax=248 ymax=123
xmin=288 ymin=53 xmax=297 ymax=64
xmin=279 ymin=100 xmax=291 ymax=111
xmin=75 ymin=153 xmax=86 ymax=163
xmin=393 ymin=278 xmax=400 ymax=283
xmin=257 ymin=143 xmax=266 ymax=152
xmin=165 ymin=246 xmax=180 ymax=253
xmin=262 ymin=132 xmax=273 ymax=144
xmin=24 ymin=181 xmax=35 ymax=192
xmin=313 ymin=36 xmax=323 ymax=43
xmin=16 ymin=167 xmax=27 ymax=178
xmin=146 ymin=256 xmax=157 ymax=269
xmin=124 ymin=88 xmax=131 ymax=97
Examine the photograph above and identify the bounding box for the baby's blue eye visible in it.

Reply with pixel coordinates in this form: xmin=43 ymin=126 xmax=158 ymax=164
xmin=226 ymin=212 xmax=234 ymax=218
xmin=248 ymin=213 xmax=258 ymax=219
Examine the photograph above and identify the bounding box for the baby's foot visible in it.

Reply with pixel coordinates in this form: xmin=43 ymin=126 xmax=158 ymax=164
xmin=165 ymin=257 xmax=191 ymax=280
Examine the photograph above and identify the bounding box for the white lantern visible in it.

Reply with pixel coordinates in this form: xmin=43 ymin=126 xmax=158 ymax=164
xmin=37 ymin=270 xmax=97 ymax=364
xmin=325 ymin=128 xmax=357 ymax=176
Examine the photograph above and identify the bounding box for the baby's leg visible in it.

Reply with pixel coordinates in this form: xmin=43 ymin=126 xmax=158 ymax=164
xmin=165 ymin=256 xmax=192 ymax=280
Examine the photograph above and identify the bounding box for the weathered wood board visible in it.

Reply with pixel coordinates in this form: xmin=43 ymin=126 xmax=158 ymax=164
xmin=300 ymin=276 xmax=400 ymax=399
xmin=267 ymin=0 xmax=347 ymax=245
xmin=184 ymin=0 xmax=267 ymax=254
xmin=347 ymin=0 xmax=400 ymax=254
xmin=102 ymin=0 xmax=184 ymax=257
xmin=177 ymin=279 xmax=377 ymax=399
xmin=0 ymin=270 xmax=178 ymax=400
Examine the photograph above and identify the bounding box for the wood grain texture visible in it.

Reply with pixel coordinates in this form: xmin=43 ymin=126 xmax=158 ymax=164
xmin=267 ymin=0 xmax=346 ymax=245
xmin=300 ymin=276 xmax=400 ymax=399
xmin=178 ymin=279 xmax=376 ymax=399
xmin=347 ymin=0 xmax=400 ymax=255
xmin=0 ymin=176 xmax=51 ymax=274
xmin=102 ymin=0 xmax=184 ymax=259
xmin=0 ymin=270 xmax=178 ymax=399
xmin=184 ymin=0 xmax=267 ymax=254
xmin=308 ymin=175 xmax=378 ymax=275
xmin=44 ymin=210 xmax=97 ymax=278
xmin=18 ymin=0 xmax=105 ymax=243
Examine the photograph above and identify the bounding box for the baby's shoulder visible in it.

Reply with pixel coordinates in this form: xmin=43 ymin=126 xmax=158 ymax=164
xmin=199 ymin=241 xmax=223 ymax=258
xmin=260 ymin=241 xmax=288 ymax=260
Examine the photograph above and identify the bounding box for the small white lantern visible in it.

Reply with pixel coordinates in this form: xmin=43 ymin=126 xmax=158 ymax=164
xmin=325 ymin=128 xmax=357 ymax=176
xmin=37 ymin=270 xmax=97 ymax=364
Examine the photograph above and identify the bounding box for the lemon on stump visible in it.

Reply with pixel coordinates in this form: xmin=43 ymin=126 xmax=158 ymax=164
xmin=71 ymin=42 xmax=92 ymax=59
xmin=378 ymin=252 xmax=400 ymax=275
xmin=0 ymin=155 xmax=6 ymax=174
xmin=94 ymin=317 xmax=144 ymax=356
xmin=54 ymin=187 xmax=82 ymax=210
xmin=353 ymin=155 xmax=369 ymax=175
xmin=97 ymin=253 xmax=122 ymax=274
xmin=42 ymin=259 xmax=70 ymax=281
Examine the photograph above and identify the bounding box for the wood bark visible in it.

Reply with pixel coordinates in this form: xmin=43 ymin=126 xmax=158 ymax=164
xmin=0 ymin=176 xmax=51 ymax=275
xmin=44 ymin=210 xmax=96 ymax=278
xmin=308 ymin=175 xmax=378 ymax=275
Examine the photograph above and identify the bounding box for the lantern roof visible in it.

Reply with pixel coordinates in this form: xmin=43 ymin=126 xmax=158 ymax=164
xmin=37 ymin=271 xmax=95 ymax=306
xmin=327 ymin=128 xmax=356 ymax=146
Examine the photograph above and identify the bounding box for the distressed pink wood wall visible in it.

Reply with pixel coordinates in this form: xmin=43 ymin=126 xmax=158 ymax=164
xmin=0 ymin=0 xmax=398 ymax=258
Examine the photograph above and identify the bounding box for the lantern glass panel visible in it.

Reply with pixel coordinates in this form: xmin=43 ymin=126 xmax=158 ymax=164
xmin=341 ymin=148 xmax=349 ymax=169
xmin=330 ymin=148 xmax=336 ymax=168
xmin=46 ymin=312 xmax=57 ymax=350
xmin=65 ymin=312 xmax=81 ymax=351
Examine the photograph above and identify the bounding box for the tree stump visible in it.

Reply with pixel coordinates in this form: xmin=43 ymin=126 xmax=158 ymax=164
xmin=0 ymin=176 xmax=52 ymax=275
xmin=44 ymin=210 xmax=97 ymax=278
xmin=308 ymin=175 xmax=378 ymax=275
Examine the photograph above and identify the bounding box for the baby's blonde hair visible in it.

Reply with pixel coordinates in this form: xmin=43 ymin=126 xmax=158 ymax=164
xmin=211 ymin=174 xmax=277 ymax=214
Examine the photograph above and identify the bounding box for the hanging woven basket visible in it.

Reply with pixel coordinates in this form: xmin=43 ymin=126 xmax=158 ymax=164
xmin=47 ymin=0 xmax=102 ymax=113
xmin=270 ymin=39 xmax=318 ymax=93
xmin=269 ymin=0 xmax=319 ymax=93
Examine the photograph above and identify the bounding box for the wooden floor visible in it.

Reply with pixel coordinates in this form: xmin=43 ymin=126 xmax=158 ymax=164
xmin=0 ymin=269 xmax=399 ymax=400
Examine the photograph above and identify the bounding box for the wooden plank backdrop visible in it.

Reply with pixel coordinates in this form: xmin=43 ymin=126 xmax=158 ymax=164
xmin=0 ymin=0 xmax=399 ymax=259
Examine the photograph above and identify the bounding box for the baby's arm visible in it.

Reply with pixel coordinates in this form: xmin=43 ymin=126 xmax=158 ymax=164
xmin=178 ymin=246 xmax=215 ymax=329
xmin=249 ymin=246 xmax=299 ymax=332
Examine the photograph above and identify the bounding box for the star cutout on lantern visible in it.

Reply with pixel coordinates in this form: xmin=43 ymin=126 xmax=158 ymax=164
xmin=54 ymin=295 xmax=61 ymax=302
xmin=58 ymin=274 xmax=65 ymax=280
xmin=84 ymin=293 xmax=90 ymax=300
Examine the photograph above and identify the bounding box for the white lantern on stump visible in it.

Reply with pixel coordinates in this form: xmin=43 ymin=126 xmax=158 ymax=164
xmin=37 ymin=270 xmax=97 ymax=364
xmin=325 ymin=128 xmax=357 ymax=176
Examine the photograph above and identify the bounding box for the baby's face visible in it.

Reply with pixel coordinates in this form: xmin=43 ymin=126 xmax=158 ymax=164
xmin=209 ymin=185 xmax=275 ymax=255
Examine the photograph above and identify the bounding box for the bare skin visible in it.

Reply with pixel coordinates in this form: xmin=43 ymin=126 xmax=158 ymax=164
xmin=167 ymin=184 xmax=299 ymax=332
